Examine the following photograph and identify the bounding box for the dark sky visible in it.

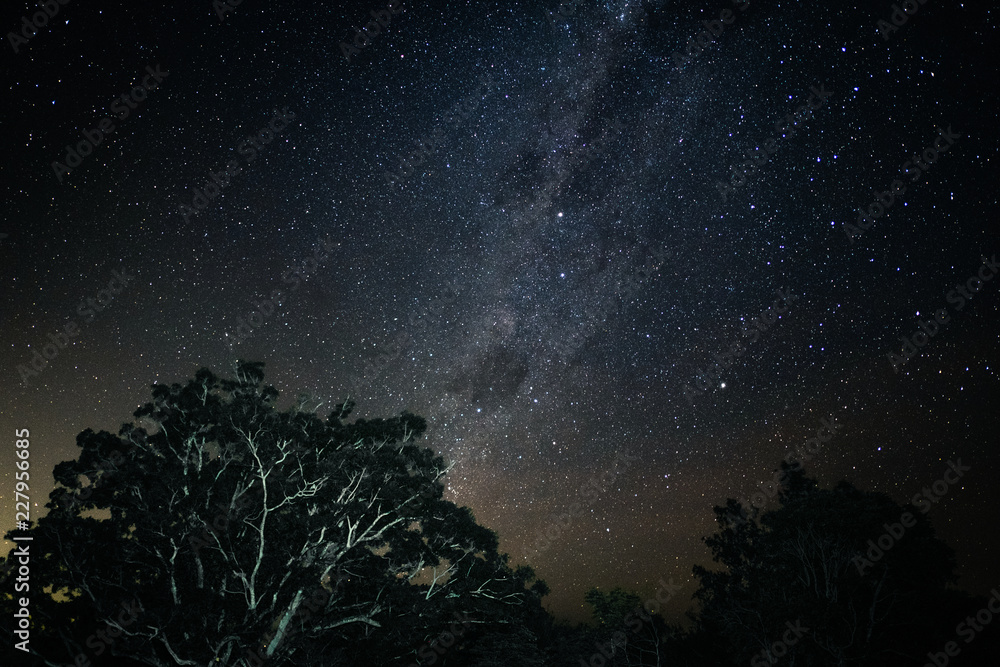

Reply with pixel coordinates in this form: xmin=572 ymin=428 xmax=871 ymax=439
xmin=2 ymin=0 xmax=998 ymax=625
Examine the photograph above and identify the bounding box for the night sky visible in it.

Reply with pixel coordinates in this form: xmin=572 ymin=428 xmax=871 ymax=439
xmin=2 ymin=0 xmax=998 ymax=625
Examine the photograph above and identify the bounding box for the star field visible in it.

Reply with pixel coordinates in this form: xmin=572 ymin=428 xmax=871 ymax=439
xmin=2 ymin=0 xmax=998 ymax=624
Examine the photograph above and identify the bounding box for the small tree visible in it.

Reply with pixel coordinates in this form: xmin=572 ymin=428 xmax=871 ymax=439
xmin=579 ymin=587 xmax=670 ymax=666
xmin=692 ymin=462 xmax=966 ymax=666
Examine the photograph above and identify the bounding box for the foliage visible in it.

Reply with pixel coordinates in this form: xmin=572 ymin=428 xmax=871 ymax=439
xmin=689 ymin=462 xmax=970 ymax=666
xmin=1 ymin=362 xmax=546 ymax=667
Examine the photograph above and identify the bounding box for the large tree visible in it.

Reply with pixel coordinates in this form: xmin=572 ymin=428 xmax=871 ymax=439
xmin=1 ymin=362 xmax=546 ymax=667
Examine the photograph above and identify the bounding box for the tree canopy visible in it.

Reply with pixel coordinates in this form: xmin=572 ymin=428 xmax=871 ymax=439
xmin=3 ymin=366 xmax=996 ymax=666
xmin=2 ymin=361 xmax=546 ymax=666
xmin=688 ymin=462 xmax=976 ymax=666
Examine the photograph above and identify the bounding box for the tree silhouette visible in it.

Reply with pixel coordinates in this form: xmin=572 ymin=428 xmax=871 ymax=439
xmin=571 ymin=586 xmax=673 ymax=666
xmin=6 ymin=371 xmax=997 ymax=667
xmin=1 ymin=362 xmax=546 ymax=667
xmin=690 ymin=461 xmax=973 ymax=666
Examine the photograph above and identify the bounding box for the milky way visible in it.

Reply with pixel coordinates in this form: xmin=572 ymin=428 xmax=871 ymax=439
xmin=3 ymin=0 xmax=998 ymax=623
